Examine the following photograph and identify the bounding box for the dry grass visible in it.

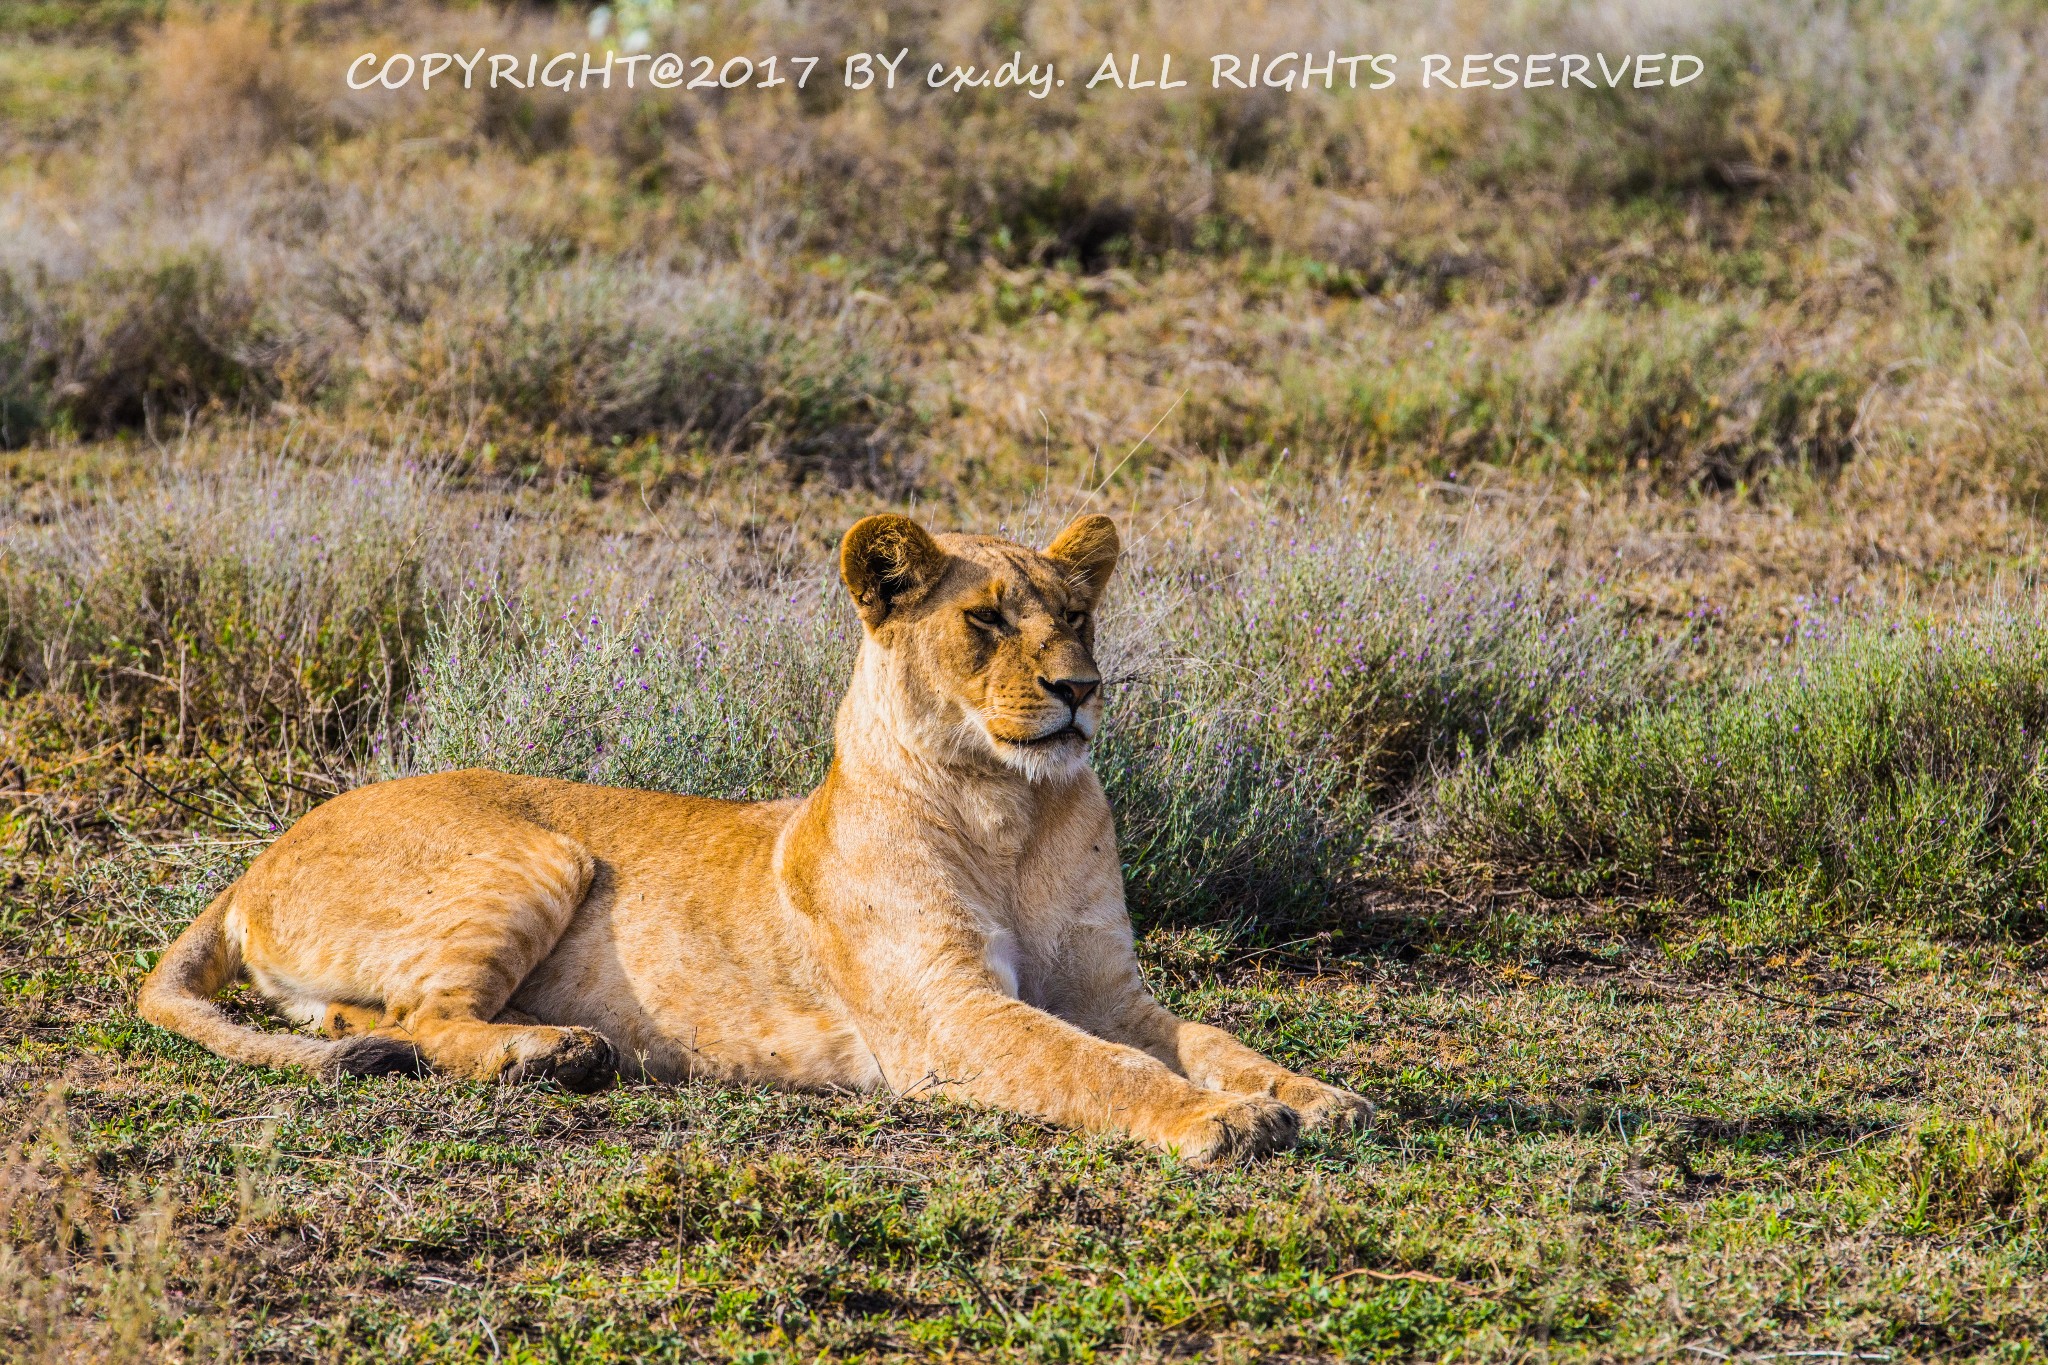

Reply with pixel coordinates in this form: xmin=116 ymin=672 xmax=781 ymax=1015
xmin=0 ymin=0 xmax=2043 ymax=503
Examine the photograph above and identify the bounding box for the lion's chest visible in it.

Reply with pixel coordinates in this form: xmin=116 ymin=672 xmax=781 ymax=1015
xmin=959 ymin=809 xmax=1123 ymax=1010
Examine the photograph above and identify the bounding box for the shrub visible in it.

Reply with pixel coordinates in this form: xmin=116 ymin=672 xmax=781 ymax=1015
xmin=1441 ymin=606 xmax=2048 ymax=937
xmin=398 ymin=504 xmax=1652 ymax=929
xmin=1455 ymin=7 xmax=1870 ymax=200
xmin=1095 ymin=513 xmax=1658 ymax=925
xmin=138 ymin=4 xmax=326 ymax=165
xmin=376 ymin=256 xmax=913 ymax=484
xmin=1091 ymin=684 xmax=1341 ymax=929
xmin=397 ymin=558 xmax=1345 ymax=926
xmin=1 ymin=455 xmax=441 ymax=754
xmin=1183 ymin=304 xmax=1863 ymax=482
xmin=0 ymin=251 xmax=276 ymax=446
xmin=394 ymin=580 xmax=851 ymax=800
xmin=406 ymin=263 xmax=778 ymax=447
xmin=1192 ymin=517 xmax=1661 ymax=797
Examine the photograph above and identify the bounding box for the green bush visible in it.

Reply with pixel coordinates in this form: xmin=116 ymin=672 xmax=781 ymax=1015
xmin=1184 ymin=304 xmax=1862 ymax=481
xmin=1441 ymin=608 xmax=2048 ymax=937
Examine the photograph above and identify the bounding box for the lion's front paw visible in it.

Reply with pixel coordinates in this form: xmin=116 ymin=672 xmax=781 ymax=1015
xmin=1160 ymin=1094 xmax=1300 ymax=1165
xmin=1276 ymin=1076 xmax=1374 ymax=1133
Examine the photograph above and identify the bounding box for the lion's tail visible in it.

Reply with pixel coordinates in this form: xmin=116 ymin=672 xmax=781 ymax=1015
xmin=136 ymin=888 xmax=415 ymax=1077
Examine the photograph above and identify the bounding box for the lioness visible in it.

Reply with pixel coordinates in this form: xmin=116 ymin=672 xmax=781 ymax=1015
xmin=139 ymin=513 xmax=1369 ymax=1161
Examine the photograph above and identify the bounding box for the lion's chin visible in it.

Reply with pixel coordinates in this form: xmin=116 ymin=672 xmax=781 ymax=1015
xmin=984 ymin=726 xmax=1091 ymax=782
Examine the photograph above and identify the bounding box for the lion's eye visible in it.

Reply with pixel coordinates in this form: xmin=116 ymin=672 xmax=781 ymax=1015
xmin=966 ymin=607 xmax=1004 ymax=630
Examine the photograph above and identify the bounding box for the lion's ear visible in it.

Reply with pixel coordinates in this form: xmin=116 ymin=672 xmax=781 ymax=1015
xmin=841 ymin=514 xmax=948 ymax=628
xmin=1044 ymin=514 xmax=1120 ymax=609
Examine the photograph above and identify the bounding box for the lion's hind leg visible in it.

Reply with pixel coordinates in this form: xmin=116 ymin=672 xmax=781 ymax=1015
xmin=237 ymin=821 xmax=616 ymax=1091
xmin=321 ymin=1002 xmax=384 ymax=1037
xmin=356 ymin=832 xmax=617 ymax=1092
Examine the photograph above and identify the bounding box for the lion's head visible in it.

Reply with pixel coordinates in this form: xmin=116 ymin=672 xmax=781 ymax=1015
xmin=838 ymin=512 xmax=1120 ymax=783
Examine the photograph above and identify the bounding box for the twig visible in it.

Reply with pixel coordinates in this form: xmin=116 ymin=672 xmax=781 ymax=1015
xmin=1727 ymin=982 xmax=1877 ymax=1017
xmin=124 ymin=764 xmax=223 ymax=824
xmin=1793 ymin=1124 xmax=1902 ymax=1167
xmin=1329 ymin=1265 xmax=1488 ymax=1295
xmin=1831 ymin=982 xmax=1899 ymax=1014
xmin=1075 ymin=388 xmax=1188 ymax=507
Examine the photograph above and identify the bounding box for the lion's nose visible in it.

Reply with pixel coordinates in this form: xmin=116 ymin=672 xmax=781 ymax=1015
xmin=1040 ymin=675 xmax=1099 ymax=711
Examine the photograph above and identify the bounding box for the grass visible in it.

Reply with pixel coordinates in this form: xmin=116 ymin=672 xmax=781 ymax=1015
xmin=1 ymin=452 xmax=441 ymax=757
xmin=12 ymin=506 xmax=2048 ymax=1364
xmin=9 ymin=454 xmax=2048 ymax=1356
xmin=9 ymin=835 xmax=2048 ymax=1361
xmin=1442 ymin=606 xmax=2048 ymax=942
xmin=7 ymin=0 xmax=2048 ymax=1357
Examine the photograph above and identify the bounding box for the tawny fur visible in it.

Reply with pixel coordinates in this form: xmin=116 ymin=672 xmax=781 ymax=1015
xmin=137 ymin=513 xmax=1370 ymax=1163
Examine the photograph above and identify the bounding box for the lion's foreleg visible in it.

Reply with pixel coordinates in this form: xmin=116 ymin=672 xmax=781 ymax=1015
xmin=1053 ymin=930 xmax=1375 ymax=1133
xmin=880 ymin=984 xmax=1299 ymax=1164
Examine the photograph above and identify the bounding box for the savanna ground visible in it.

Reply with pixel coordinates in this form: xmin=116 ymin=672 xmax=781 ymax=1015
xmin=7 ymin=1 xmax=2048 ymax=1360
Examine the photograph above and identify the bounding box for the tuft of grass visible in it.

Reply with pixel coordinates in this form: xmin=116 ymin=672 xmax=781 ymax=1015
xmin=0 ymin=1089 xmax=229 ymax=1362
xmin=1888 ymin=1100 xmax=2048 ymax=1235
xmin=1 ymin=454 xmax=442 ymax=756
xmin=1183 ymin=303 xmax=1865 ymax=484
xmin=1441 ymin=604 xmax=2048 ymax=939
xmin=384 ymin=258 xmax=913 ymax=480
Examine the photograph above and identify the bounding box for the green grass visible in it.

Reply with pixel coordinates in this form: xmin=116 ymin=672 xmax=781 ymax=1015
xmin=10 ymin=464 xmax=2048 ymax=1360
xmin=8 ymin=836 xmax=2048 ymax=1362
xmin=1443 ymin=608 xmax=2048 ymax=943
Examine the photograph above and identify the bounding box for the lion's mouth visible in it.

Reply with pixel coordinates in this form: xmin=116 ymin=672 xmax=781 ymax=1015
xmin=996 ymin=723 xmax=1087 ymax=747
xmin=1018 ymin=725 xmax=1083 ymax=746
